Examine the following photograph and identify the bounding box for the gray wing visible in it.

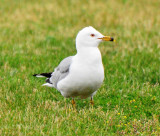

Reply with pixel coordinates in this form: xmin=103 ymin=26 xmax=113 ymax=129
xmin=50 ymin=56 xmax=73 ymax=88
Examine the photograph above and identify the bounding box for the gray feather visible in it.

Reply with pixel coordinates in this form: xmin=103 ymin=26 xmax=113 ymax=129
xmin=50 ymin=56 xmax=73 ymax=88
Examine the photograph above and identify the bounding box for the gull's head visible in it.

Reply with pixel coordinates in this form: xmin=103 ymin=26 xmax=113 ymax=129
xmin=76 ymin=26 xmax=115 ymax=48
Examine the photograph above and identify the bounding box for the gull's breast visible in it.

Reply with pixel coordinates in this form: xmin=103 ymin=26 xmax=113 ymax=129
xmin=57 ymin=52 xmax=104 ymax=98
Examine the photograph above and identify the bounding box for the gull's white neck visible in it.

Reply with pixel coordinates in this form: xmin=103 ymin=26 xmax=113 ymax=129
xmin=76 ymin=46 xmax=102 ymax=65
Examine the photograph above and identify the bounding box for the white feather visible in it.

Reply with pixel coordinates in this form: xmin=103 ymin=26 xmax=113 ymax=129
xmin=42 ymin=83 xmax=54 ymax=87
xmin=36 ymin=75 xmax=45 ymax=78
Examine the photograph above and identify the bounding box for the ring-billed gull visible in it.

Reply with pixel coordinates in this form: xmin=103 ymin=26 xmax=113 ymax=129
xmin=33 ymin=26 xmax=115 ymax=106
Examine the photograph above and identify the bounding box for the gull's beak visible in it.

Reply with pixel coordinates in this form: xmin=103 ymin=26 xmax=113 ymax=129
xmin=98 ymin=36 xmax=115 ymax=42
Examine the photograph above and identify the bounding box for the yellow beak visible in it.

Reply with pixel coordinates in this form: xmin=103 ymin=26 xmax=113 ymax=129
xmin=98 ymin=36 xmax=115 ymax=42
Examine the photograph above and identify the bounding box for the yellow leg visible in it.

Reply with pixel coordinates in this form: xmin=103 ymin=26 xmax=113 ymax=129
xmin=90 ymin=97 xmax=94 ymax=106
xmin=71 ymin=98 xmax=76 ymax=107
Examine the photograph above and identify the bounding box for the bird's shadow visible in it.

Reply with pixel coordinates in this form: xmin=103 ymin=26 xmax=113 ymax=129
xmin=62 ymin=98 xmax=99 ymax=111
xmin=41 ymin=88 xmax=99 ymax=111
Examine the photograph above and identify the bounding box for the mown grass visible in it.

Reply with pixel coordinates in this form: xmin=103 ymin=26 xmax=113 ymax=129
xmin=0 ymin=0 xmax=160 ymax=135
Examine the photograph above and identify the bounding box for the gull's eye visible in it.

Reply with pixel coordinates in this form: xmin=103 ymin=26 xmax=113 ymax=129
xmin=90 ymin=34 xmax=95 ymax=37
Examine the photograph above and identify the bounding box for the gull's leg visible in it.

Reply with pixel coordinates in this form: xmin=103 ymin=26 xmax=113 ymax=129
xmin=71 ymin=98 xmax=76 ymax=107
xmin=90 ymin=96 xmax=94 ymax=106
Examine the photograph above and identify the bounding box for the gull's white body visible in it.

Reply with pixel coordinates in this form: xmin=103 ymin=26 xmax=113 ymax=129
xmin=57 ymin=47 xmax=104 ymax=98
xmin=35 ymin=26 xmax=110 ymax=100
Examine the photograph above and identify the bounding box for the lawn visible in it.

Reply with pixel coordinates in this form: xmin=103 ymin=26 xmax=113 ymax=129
xmin=0 ymin=0 xmax=160 ymax=135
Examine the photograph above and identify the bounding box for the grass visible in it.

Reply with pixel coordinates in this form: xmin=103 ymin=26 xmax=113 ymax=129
xmin=0 ymin=0 xmax=160 ymax=135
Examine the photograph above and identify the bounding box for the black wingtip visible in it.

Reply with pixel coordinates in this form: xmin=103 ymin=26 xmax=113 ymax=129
xmin=33 ymin=72 xmax=52 ymax=78
xmin=46 ymin=78 xmax=52 ymax=84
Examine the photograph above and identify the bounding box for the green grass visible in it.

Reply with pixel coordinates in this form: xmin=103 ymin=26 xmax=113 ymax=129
xmin=0 ymin=0 xmax=160 ymax=135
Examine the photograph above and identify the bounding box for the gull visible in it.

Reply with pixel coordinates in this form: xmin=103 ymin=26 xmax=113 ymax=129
xmin=33 ymin=26 xmax=114 ymax=106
